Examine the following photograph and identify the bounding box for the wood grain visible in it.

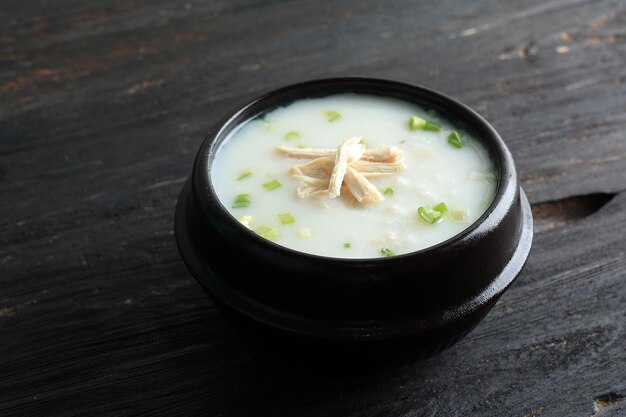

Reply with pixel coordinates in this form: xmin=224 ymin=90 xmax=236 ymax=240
xmin=1 ymin=0 xmax=624 ymax=416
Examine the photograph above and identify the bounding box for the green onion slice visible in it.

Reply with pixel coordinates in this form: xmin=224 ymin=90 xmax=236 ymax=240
xmin=418 ymin=206 xmax=440 ymax=224
xmin=325 ymin=110 xmax=341 ymax=122
xmin=255 ymin=225 xmax=279 ymax=241
xmin=383 ymin=187 xmax=394 ymax=196
xmin=380 ymin=247 xmax=395 ymax=257
xmin=277 ymin=212 xmax=295 ymax=224
xmin=237 ymin=170 xmax=252 ymax=181
xmin=285 ymin=131 xmax=300 ymax=141
xmin=409 ymin=115 xmax=441 ymax=132
xmin=423 ymin=121 xmax=441 ymax=132
xmin=447 ymin=131 xmax=464 ymax=148
xmin=433 ymin=202 xmax=448 ymax=214
xmin=238 ymin=215 xmax=254 ymax=228
xmin=232 ymin=194 xmax=250 ymax=209
xmin=344 ymin=242 xmax=351 ymax=249
xmin=263 ymin=179 xmax=282 ymax=191
xmin=418 ymin=202 xmax=447 ymax=224
xmin=409 ymin=115 xmax=426 ymax=130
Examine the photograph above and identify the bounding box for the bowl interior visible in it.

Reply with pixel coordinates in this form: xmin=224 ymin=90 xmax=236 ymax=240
xmin=192 ymin=77 xmax=516 ymax=263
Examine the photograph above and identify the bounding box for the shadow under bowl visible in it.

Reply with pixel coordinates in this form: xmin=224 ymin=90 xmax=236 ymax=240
xmin=175 ymin=77 xmax=533 ymax=362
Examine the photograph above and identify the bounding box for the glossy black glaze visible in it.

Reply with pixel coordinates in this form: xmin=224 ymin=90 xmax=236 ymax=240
xmin=175 ymin=78 xmax=533 ymax=359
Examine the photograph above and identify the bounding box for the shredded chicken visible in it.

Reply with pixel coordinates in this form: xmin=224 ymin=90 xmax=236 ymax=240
xmin=353 ymin=160 xmax=405 ymax=173
xmin=293 ymin=175 xmax=328 ymax=199
xmin=328 ymin=137 xmax=364 ymax=199
xmin=277 ymin=145 xmax=403 ymax=162
xmin=292 ymin=175 xmax=328 ymax=185
xmin=279 ymin=137 xmax=404 ymax=205
xmin=296 ymin=184 xmax=328 ymax=199
xmin=344 ymin=167 xmax=383 ymax=203
xmin=360 ymin=146 xmax=403 ymax=162
xmin=288 ymin=157 xmax=334 ymax=178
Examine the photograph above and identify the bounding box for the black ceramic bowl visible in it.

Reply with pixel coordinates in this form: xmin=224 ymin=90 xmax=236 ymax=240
xmin=175 ymin=77 xmax=533 ymax=362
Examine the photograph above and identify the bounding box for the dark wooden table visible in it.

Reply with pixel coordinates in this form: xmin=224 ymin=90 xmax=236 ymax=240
xmin=1 ymin=1 xmax=625 ymax=416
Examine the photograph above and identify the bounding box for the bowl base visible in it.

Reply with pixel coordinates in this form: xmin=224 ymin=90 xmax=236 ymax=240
xmin=204 ymin=287 xmax=493 ymax=367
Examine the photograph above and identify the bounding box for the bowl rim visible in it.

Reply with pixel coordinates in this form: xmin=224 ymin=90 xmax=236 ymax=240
xmin=192 ymin=77 xmax=517 ymax=264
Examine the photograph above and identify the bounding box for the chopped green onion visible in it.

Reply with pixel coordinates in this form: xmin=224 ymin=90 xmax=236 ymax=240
xmin=255 ymin=225 xmax=279 ymax=241
xmin=263 ymin=179 xmax=282 ymax=191
xmin=409 ymin=115 xmax=441 ymax=132
xmin=232 ymin=194 xmax=250 ymax=209
xmin=417 ymin=202 xmax=447 ymax=224
xmin=423 ymin=121 xmax=441 ymax=132
xmin=409 ymin=115 xmax=426 ymax=130
xmin=238 ymin=215 xmax=254 ymax=229
xmin=285 ymin=131 xmax=300 ymax=141
xmin=381 ymin=247 xmax=395 ymax=257
xmin=383 ymin=187 xmax=394 ymax=196
xmin=358 ymin=138 xmax=367 ymax=146
xmin=277 ymin=212 xmax=295 ymax=224
xmin=433 ymin=202 xmax=448 ymax=214
xmin=295 ymin=143 xmax=307 ymax=149
xmin=344 ymin=242 xmax=351 ymax=249
xmin=237 ymin=170 xmax=253 ymax=181
xmin=418 ymin=206 xmax=440 ymax=224
xmin=325 ymin=110 xmax=341 ymax=122
xmin=447 ymin=131 xmax=464 ymax=148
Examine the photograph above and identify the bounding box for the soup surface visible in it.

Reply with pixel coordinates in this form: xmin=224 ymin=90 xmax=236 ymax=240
xmin=212 ymin=94 xmax=497 ymax=258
